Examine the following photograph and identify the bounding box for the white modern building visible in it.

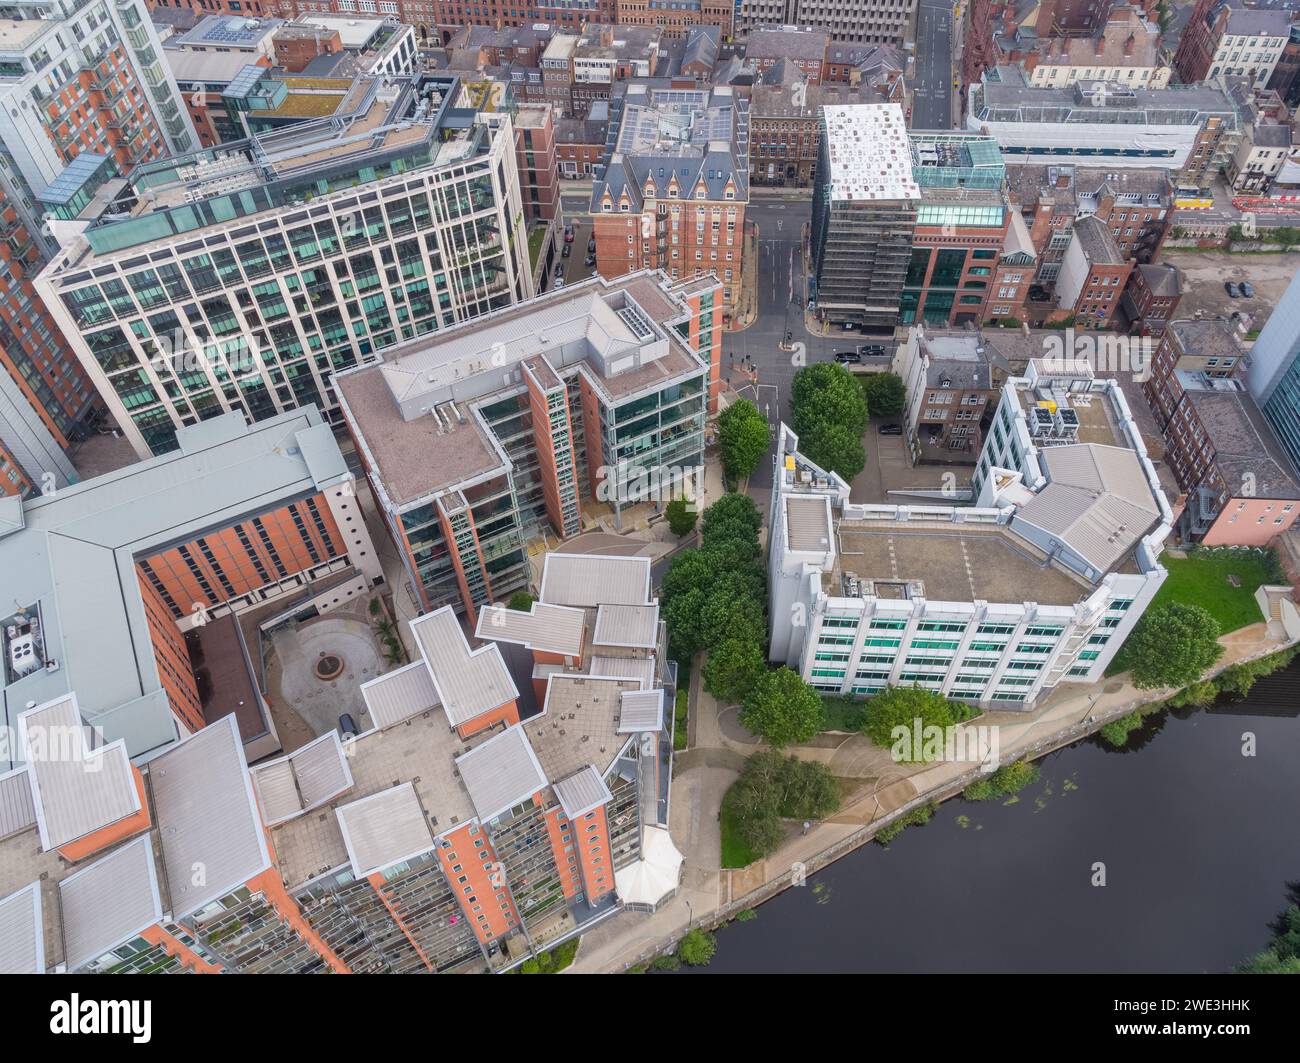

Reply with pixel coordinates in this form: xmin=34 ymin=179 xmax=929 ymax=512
xmin=35 ymin=73 xmax=534 ymax=458
xmin=768 ymin=360 xmax=1173 ymax=709
xmin=1205 ymin=8 xmax=1291 ymax=87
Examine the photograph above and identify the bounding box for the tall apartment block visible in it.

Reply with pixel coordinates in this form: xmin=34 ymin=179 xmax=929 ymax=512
xmin=337 ymin=270 xmax=719 ymax=619
xmin=0 ymin=0 xmax=199 ymax=491
xmin=590 ymin=83 xmax=748 ymax=321
xmin=0 ymin=407 xmax=379 ymax=772
xmin=0 ymin=552 xmax=681 ymax=974
xmin=35 ymin=73 xmax=534 ymax=459
xmin=1248 ymin=269 xmax=1300 ymax=475
xmin=513 ymin=102 xmax=559 ymax=223
xmin=770 ymin=360 xmax=1173 ymax=709
xmin=811 ymin=103 xmax=918 ymax=333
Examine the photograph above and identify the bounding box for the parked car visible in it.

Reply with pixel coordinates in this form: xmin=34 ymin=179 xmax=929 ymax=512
xmin=1240 ymin=281 xmax=1256 ymax=298
xmin=1225 ymin=282 xmax=1241 ymax=298
xmin=563 ymin=226 xmax=575 ymax=243
xmin=834 ymin=351 xmax=862 ymax=364
xmin=553 ymin=278 xmax=565 ymax=289
xmin=562 ymin=243 xmax=571 ymax=258
xmin=858 ymin=343 xmax=886 ymax=357
xmin=587 ymin=238 xmax=596 ymax=253
xmin=554 ymin=261 xmax=564 ymax=277
xmin=585 ymin=254 xmax=596 ymax=267
xmin=877 ymin=423 xmax=903 ymax=435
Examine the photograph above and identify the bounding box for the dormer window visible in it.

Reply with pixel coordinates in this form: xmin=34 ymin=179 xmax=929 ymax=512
xmin=669 ymin=188 xmax=678 ymax=197
xmin=725 ymin=189 xmax=734 ymax=199
xmin=602 ymin=201 xmax=612 ymax=212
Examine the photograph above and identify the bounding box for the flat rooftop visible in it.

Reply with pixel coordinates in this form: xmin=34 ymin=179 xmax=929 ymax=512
xmin=822 ymin=103 xmax=920 ymax=203
xmin=833 ymin=522 xmax=1090 ymax=607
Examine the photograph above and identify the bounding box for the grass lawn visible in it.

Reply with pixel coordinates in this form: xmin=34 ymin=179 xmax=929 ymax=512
xmin=1107 ymin=550 xmax=1277 ymax=675
xmin=719 ymin=787 xmax=761 ymax=869
xmin=526 ymin=225 xmax=547 ymax=271
xmin=821 ymin=695 xmax=864 ymax=732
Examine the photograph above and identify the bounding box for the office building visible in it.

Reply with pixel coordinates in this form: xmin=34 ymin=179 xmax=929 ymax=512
xmin=735 ymin=2 xmax=916 ymax=46
xmin=35 ymin=74 xmax=534 ymax=459
xmin=0 ymin=552 xmax=679 ymax=974
xmin=0 ymin=407 xmax=379 ymax=771
xmin=769 ymin=360 xmax=1173 ymax=709
xmin=969 ymin=66 xmax=1241 ymax=195
xmin=1249 ymin=268 xmax=1300 ymax=472
xmin=810 ymin=103 xmax=919 ymax=332
xmin=591 ymin=83 xmax=749 ymax=320
xmin=337 ymin=270 xmax=718 ymax=619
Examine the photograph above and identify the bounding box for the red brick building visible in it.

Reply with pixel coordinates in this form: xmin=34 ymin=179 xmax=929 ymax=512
xmin=1120 ymin=262 xmax=1183 ymax=335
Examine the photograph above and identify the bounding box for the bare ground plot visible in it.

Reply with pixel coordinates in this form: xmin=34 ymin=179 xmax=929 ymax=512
xmin=1160 ymin=249 xmax=1300 ymax=332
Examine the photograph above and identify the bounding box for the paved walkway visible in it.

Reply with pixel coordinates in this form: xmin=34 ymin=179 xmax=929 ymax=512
xmin=568 ymin=616 xmax=1296 ymax=972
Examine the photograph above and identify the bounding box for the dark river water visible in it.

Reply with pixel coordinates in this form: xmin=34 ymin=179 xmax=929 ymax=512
xmin=685 ymin=664 xmax=1300 ymax=974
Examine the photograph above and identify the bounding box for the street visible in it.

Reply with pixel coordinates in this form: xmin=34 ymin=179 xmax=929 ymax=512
xmin=912 ymin=0 xmax=958 ymax=131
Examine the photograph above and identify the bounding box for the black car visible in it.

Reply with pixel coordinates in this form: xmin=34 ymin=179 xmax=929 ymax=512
xmin=877 ymin=424 xmax=903 ymax=435
xmin=585 ymin=254 xmax=597 ymax=267
xmin=588 ymin=238 xmax=596 ymax=253
xmin=834 ymin=351 xmax=862 ymax=364
xmin=1226 ymin=282 xmax=1241 ymax=298
xmin=562 ymin=243 xmax=571 ymax=258
xmin=1240 ymin=281 xmax=1256 ymax=298
xmin=858 ymin=343 xmax=886 ymax=357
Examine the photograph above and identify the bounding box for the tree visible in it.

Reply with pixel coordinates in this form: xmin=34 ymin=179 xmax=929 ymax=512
xmin=718 ymin=399 xmax=770 ymax=483
xmin=676 ymin=928 xmax=717 ymax=967
xmin=507 ymin=591 xmax=536 ymax=611
xmin=740 ymin=667 xmax=824 ymax=747
xmin=701 ymin=492 xmax=762 ymax=538
xmin=791 ymin=362 xmax=868 ymax=438
xmin=860 ymin=684 xmax=960 ymax=761
xmin=700 ymin=583 xmax=765 ymax=651
xmin=800 ymin=419 xmax=866 ymax=480
xmin=663 ymin=586 xmax=708 ymax=659
xmin=665 ymin=497 xmax=698 ymax=537
xmin=860 ymin=371 xmax=905 ymax=416
xmin=1121 ymin=601 xmax=1223 ymax=689
xmin=722 ymin=751 xmax=842 ymax=861
xmin=702 ymin=637 xmax=767 ymax=704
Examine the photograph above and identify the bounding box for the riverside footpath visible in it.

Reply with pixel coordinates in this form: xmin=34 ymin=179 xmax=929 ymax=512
xmin=566 ymin=618 xmax=1298 ymax=973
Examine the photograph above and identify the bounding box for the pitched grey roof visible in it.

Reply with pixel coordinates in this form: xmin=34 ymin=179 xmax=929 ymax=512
xmin=360 ymin=660 xmax=441 ymax=730
xmin=0 ymin=767 xmax=35 ymax=842
xmin=0 ymin=882 xmax=42 ymax=975
xmin=540 ymin=553 xmax=652 ymax=608
xmin=476 ymin=602 xmax=587 ymax=656
xmin=1014 ymin=443 xmax=1161 ymax=572
xmin=149 ymin=715 xmax=271 ymax=917
xmin=58 ymin=835 xmax=162 ymax=972
xmin=455 ymin=726 xmax=548 ymax=823
xmin=587 ymin=654 xmax=656 ymax=689
xmin=592 ymin=603 xmax=659 ymax=648
xmin=409 ymin=607 xmax=519 ymax=728
xmin=335 ymin=782 xmax=435 ymax=877
xmin=18 ymin=694 xmax=141 ymax=852
xmin=618 ymin=689 xmax=664 ymax=733
xmin=553 ymin=766 xmax=613 ymax=820
xmin=250 ymin=732 xmax=354 ymax=827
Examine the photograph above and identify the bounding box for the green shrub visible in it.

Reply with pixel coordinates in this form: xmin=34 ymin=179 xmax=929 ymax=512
xmin=650 ymin=953 xmax=681 ymax=971
xmin=875 ymin=803 xmax=936 ymax=845
xmin=1099 ymin=711 xmax=1143 ymax=748
xmin=964 ymin=759 xmax=1041 ymax=802
xmin=676 ymin=929 xmax=717 ymax=967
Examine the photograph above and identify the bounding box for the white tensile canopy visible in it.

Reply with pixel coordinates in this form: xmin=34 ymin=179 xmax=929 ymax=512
xmin=614 ymin=827 xmax=684 ymax=908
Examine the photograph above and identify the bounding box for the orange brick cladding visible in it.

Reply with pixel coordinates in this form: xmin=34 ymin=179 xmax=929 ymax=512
xmin=570 ymin=804 xmax=615 ymax=904
xmin=136 ymin=571 xmax=205 ymax=734
xmin=135 ymin=494 xmax=345 ymax=620
xmin=436 ymin=823 xmax=522 ymax=945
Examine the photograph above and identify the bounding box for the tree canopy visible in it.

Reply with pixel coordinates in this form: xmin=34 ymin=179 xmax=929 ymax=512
xmin=665 ymin=497 xmax=698 ymax=537
xmin=723 ymin=750 xmax=841 ymax=860
xmin=1121 ymin=601 xmax=1224 ymax=690
xmin=702 ymin=636 xmax=767 ymax=704
xmin=718 ymin=399 xmax=771 ymax=483
xmin=860 ymin=684 xmax=964 ymax=761
xmin=740 ymin=666 xmax=824 ymax=747
xmin=790 ymin=362 xmax=868 ymax=480
xmin=860 ymin=371 xmax=906 ymax=416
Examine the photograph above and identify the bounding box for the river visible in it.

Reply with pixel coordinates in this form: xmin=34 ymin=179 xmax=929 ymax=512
xmin=683 ymin=664 xmax=1300 ymax=974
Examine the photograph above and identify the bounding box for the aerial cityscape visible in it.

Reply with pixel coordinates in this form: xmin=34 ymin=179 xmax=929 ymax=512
xmin=2 ymin=0 xmax=1300 ymax=998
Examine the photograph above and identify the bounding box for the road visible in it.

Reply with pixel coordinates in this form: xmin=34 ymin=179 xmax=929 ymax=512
xmin=913 ymin=0 xmax=957 ymax=131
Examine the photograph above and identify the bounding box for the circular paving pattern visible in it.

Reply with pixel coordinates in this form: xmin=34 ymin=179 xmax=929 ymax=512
xmin=314 ymin=653 xmax=345 ymax=681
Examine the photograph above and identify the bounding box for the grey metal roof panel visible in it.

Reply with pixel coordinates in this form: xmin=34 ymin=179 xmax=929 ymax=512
xmin=553 ymin=766 xmax=613 ymax=821
xmin=360 ymin=660 xmax=441 ymax=730
xmin=149 ymin=715 xmax=271 ymax=917
xmin=540 ymin=553 xmax=652 ymax=608
xmin=617 ymin=688 xmax=664 ymax=733
xmin=476 ymin=602 xmax=587 ymax=656
xmin=0 ymin=767 xmax=35 ymax=842
xmin=335 ymin=782 xmax=434 ymax=877
xmin=0 ymin=882 xmax=42 ymax=975
xmin=409 ymin=608 xmax=518 ymax=727
xmin=58 ymin=835 xmax=162 ymax=972
xmin=250 ymin=732 xmax=353 ymax=826
xmin=587 ymin=655 xmax=656 ymax=689
xmin=18 ymin=695 xmax=141 ymax=852
xmin=785 ymin=494 xmax=834 ymax=553
xmin=455 ymin=726 xmax=548 ymax=822
xmin=592 ymin=603 xmax=659 ymax=648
